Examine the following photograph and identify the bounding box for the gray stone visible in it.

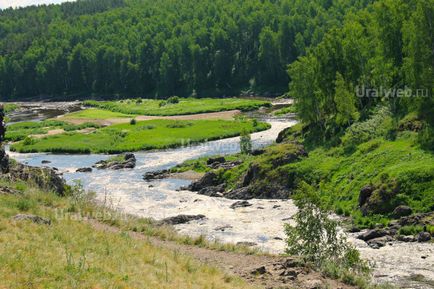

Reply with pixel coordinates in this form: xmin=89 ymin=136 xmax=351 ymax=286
xmin=230 ymin=200 xmax=252 ymax=209
xmin=158 ymin=214 xmax=206 ymax=225
xmin=13 ymin=214 xmax=51 ymax=225
xmin=357 ymin=229 xmax=388 ymax=241
xmin=76 ymin=167 xmax=92 ymax=173
xmin=417 ymin=232 xmax=431 ymax=242
xmin=392 ymin=205 xmax=412 ymax=218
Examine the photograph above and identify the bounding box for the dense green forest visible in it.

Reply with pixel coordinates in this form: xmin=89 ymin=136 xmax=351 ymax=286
xmin=0 ymin=0 xmax=373 ymax=99
xmin=0 ymin=0 xmax=432 ymax=146
xmin=287 ymin=0 xmax=433 ymax=149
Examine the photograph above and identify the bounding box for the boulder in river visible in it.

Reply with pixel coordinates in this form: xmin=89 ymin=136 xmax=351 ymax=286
xmin=357 ymin=229 xmax=388 ymax=241
xmin=367 ymin=236 xmax=392 ymax=249
xmin=198 ymin=183 xmax=225 ymax=197
xmin=94 ymin=153 xmax=136 ymax=170
xmin=230 ymin=200 xmax=252 ymax=209
xmin=143 ymin=169 xmax=170 ymax=181
xmin=158 ymin=214 xmax=206 ymax=225
xmin=188 ymin=171 xmax=221 ymax=191
xmin=76 ymin=167 xmax=92 ymax=173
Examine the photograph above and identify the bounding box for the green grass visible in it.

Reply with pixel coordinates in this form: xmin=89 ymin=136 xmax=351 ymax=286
xmin=84 ymin=97 xmax=270 ymax=116
xmin=0 ymin=180 xmax=254 ymax=289
xmin=11 ymin=119 xmax=270 ymax=154
xmin=5 ymin=120 xmax=101 ymax=142
xmin=62 ymin=108 xmax=133 ymax=119
xmin=188 ymin=132 xmax=433 ymax=229
xmin=4 ymin=103 xmax=19 ymax=113
xmin=273 ymin=105 xmax=296 ymax=116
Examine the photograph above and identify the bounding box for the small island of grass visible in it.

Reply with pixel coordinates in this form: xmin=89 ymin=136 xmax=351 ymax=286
xmin=10 ymin=119 xmax=270 ymax=154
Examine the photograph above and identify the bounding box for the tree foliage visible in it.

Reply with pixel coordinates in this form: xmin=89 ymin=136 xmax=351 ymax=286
xmin=0 ymin=0 xmax=372 ymax=100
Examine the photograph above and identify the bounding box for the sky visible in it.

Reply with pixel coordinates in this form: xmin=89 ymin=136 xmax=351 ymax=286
xmin=0 ymin=0 xmax=73 ymax=9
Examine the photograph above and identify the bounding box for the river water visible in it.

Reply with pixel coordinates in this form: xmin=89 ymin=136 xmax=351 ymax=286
xmin=7 ymin=102 xmax=434 ymax=288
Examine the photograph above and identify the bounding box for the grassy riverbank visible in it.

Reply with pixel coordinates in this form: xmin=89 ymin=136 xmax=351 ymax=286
xmin=0 ymin=178 xmax=254 ymax=288
xmin=84 ymin=98 xmax=270 ymax=116
xmin=10 ymin=119 xmax=270 ymax=154
xmin=175 ymin=113 xmax=434 ymax=230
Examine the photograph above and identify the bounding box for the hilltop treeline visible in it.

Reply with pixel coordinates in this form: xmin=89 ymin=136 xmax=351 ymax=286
xmin=0 ymin=0 xmax=372 ymax=99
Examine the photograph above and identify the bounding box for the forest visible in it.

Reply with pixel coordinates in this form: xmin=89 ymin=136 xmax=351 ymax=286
xmin=0 ymin=0 xmax=432 ymax=145
xmin=0 ymin=0 xmax=373 ymax=99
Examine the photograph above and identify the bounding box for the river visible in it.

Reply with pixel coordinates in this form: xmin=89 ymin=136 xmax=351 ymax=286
xmin=6 ymin=102 xmax=434 ymax=289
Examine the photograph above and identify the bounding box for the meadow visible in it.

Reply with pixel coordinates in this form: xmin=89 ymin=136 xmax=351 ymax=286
xmin=0 ymin=179 xmax=253 ymax=289
xmin=11 ymin=119 xmax=270 ymax=154
xmin=6 ymin=121 xmax=101 ymax=142
xmin=84 ymin=98 xmax=270 ymax=116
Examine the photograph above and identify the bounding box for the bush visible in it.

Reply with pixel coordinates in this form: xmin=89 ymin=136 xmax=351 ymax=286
xmin=341 ymin=106 xmax=393 ymax=148
xmin=285 ymin=182 xmax=370 ymax=277
xmin=240 ymin=130 xmax=252 ymax=154
xmin=167 ymin=96 xmax=180 ymax=104
xmin=130 ymin=118 xmax=137 ymax=125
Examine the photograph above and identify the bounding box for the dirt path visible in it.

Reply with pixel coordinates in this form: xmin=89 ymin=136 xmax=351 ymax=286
xmin=59 ymin=110 xmax=241 ymax=126
xmin=88 ymin=220 xmax=353 ymax=289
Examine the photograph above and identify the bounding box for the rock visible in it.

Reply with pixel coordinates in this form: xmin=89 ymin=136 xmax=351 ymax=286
xmin=417 ymin=232 xmax=431 ymax=242
xmin=392 ymin=205 xmax=412 ymax=218
xmin=188 ymin=171 xmax=220 ymax=191
xmin=13 ymin=214 xmax=51 ymax=225
xmin=206 ymin=157 xmax=225 ymax=166
xmin=230 ymin=200 xmax=252 ymax=209
xmin=272 ymin=205 xmax=281 ymax=209
xmin=214 ymin=225 xmax=233 ymax=231
xmin=224 ymin=187 xmax=253 ymax=199
xmin=251 ymin=266 xmax=267 ymax=275
xmin=367 ymin=236 xmax=392 ymax=249
xmin=0 ymin=148 xmax=10 ymax=173
xmin=76 ymin=167 xmax=92 ymax=173
xmin=41 ymin=160 xmax=51 ymax=164
xmin=143 ymin=169 xmax=170 ymax=181
xmin=94 ymin=153 xmax=136 ymax=170
xmin=0 ymin=186 xmax=21 ymax=195
xmin=358 ymin=185 xmax=374 ymax=207
xmin=349 ymin=226 xmax=361 ymax=233
xmin=236 ymin=241 xmax=257 ymax=247
xmin=8 ymin=163 xmax=66 ymax=195
xmin=158 ymin=214 xmax=206 ymax=225
xmin=357 ymin=229 xmax=388 ymax=241
xmin=251 ymin=149 xmax=265 ymax=156
xmin=273 ymin=237 xmax=283 ymax=240
xmin=399 ymin=212 xmax=434 ymax=227
xmin=198 ymin=183 xmax=225 ymax=197
xmin=304 ymin=279 xmax=323 ymax=289
xmin=397 ymin=235 xmax=416 ymax=242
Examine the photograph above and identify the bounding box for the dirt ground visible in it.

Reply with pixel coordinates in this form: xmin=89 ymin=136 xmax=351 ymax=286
xmin=89 ymin=220 xmax=353 ymax=289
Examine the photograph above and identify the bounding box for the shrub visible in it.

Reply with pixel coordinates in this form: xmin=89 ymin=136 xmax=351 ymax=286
xmin=167 ymin=96 xmax=180 ymax=104
xmin=159 ymin=100 xmax=167 ymax=107
xmin=341 ymin=106 xmax=393 ymax=148
xmin=130 ymin=118 xmax=137 ymax=125
xmin=240 ymin=130 xmax=252 ymax=154
xmin=285 ymin=182 xmax=370 ymax=276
